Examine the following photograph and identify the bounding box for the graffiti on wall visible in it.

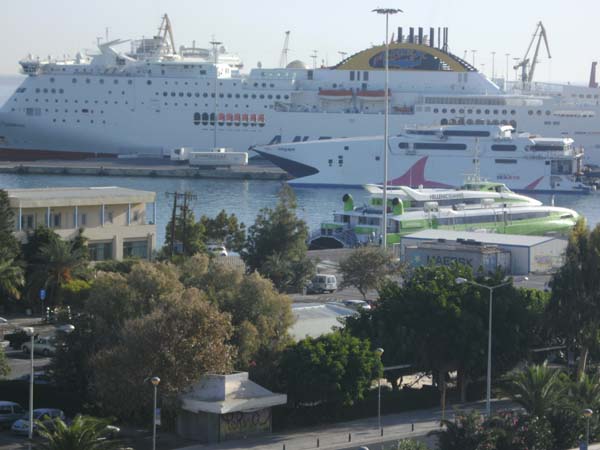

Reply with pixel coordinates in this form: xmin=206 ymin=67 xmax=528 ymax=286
xmin=220 ymin=408 xmax=271 ymax=440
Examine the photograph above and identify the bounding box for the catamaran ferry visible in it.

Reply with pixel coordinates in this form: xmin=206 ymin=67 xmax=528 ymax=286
xmin=1 ymin=15 xmax=600 ymax=164
xmin=254 ymin=125 xmax=590 ymax=193
xmin=309 ymin=182 xmax=579 ymax=249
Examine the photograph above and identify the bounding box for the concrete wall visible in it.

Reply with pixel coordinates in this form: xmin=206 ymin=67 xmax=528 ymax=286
xmin=177 ymin=410 xmax=220 ymax=443
xmin=530 ymin=239 xmax=568 ymax=273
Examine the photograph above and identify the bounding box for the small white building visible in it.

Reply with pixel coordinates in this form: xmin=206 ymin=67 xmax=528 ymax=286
xmin=178 ymin=372 xmax=287 ymax=443
xmin=400 ymin=230 xmax=568 ymax=275
xmin=7 ymin=186 xmax=157 ymax=261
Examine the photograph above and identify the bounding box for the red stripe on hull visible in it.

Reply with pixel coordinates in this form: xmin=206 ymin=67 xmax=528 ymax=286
xmin=0 ymin=148 xmax=116 ymax=161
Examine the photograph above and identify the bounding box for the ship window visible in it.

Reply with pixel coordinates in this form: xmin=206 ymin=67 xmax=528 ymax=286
xmin=243 ymin=94 xmax=248 ymax=98
xmin=202 ymin=113 xmax=209 ymax=124
xmin=284 ymin=95 xmax=289 ymax=99
xmin=100 ymin=79 xmax=104 ymax=84
xmin=179 ymin=92 xmax=184 ymax=97
xmin=495 ymin=159 xmax=517 ymax=164
xmin=363 ymin=71 xmax=369 ymax=81
xmin=450 ymin=108 xmax=456 ymax=113
xmin=414 ymin=142 xmax=467 ymax=150
xmin=350 ymin=71 xmax=355 ymax=81
xmin=493 ymin=109 xmax=498 ymax=114
xmin=72 ymin=78 xmax=77 ymax=83
xmin=292 ymin=136 xmax=302 ymax=142
xmin=491 ymin=144 xmax=517 ymax=151
xmin=50 ymin=77 xmax=55 ymax=83
xmin=171 ymin=92 xmax=176 ymax=97
xmin=433 ymin=108 xmax=439 ymax=113
xmin=35 ymin=88 xmax=40 ymax=93
xmin=484 ymin=109 xmax=490 ymax=114
xmin=163 ymin=92 xmax=168 ymax=97
xmin=219 ymin=93 xmax=224 ymax=98
xmin=476 ymin=109 xmax=481 ymax=114
xmin=398 ymin=142 xmax=410 ymax=149
xmin=193 ymin=112 xmax=201 ymax=125
xmin=147 ymin=80 xmax=152 ymax=85
xmin=528 ymin=110 xmax=533 ymax=115
xmin=187 ymin=93 xmax=192 ymax=97
xmin=442 ymin=108 xmax=447 ymax=113
xmin=441 ymin=119 xmax=448 ymax=125
xmin=502 ymin=109 xmax=507 ymax=114
xmin=443 ymin=130 xmax=490 ymax=137
xmin=537 ymin=110 xmax=542 ymax=115
xmin=203 ymin=93 xmax=208 ymax=98
xmin=328 ymin=159 xmax=333 ymax=167
xmin=545 ymin=110 xmax=551 ymax=115
xmin=308 ymin=70 xmax=314 ymax=80
xmin=510 ymin=110 xmax=516 ymax=115
xmin=59 ymin=89 xmax=64 ymax=94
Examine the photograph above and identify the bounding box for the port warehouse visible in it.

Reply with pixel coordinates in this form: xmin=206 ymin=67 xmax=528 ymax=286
xmin=399 ymin=230 xmax=568 ymax=275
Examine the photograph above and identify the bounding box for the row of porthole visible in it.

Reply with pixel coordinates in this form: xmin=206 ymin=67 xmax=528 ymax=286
xmin=48 ymin=77 xmax=243 ymax=88
xmin=158 ymin=91 xmax=289 ymax=100
xmin=51 ymin=118 xmax=106 ymax=124
xmin=192 ymin=112 xmax=266 ymax=127
xmin=433 ymin=107 xmax=518 ymax=115
xmin=440 ymin=118 xmax=518 ymax=127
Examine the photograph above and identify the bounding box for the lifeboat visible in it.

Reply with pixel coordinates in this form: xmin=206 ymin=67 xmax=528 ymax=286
xmin=242 ymin=113 xmax=248 ymax=122
xmin=234 ymin=113 xmax=241 ymax=124
xmin=393 ymin=105 xmax=414 ymax=114
xmin=226 ymin=113 xmax=233 ymax=123
xmin=218 ymin=113 xmax=225 ymax=123
xmin=258 ymin=114 xmax=265 ymax=126
xmin=318 ymin=89 xmax=353 ymax=100
xmin=250 ymin=113 xmax=257 ymax=122
xmin=357 ymin=89 xmax=390 ymax=101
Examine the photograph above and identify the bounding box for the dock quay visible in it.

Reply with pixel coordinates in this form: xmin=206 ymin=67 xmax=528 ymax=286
xmin=0 ymin=158 xmax=290 ymax=181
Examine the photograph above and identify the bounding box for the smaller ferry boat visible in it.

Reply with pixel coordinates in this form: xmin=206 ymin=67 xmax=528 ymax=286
xmin=308 ymin=182 xmax=579 ymax=249
xmin=254 ymin=125 xmax=590 ymax=193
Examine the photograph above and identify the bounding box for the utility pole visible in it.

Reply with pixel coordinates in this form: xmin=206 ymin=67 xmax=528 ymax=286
xmin=165 ymin=192 xmax=198 ymax=257
xmin=491 ymin=51 xmax=496 ymax=79
xmin=310 ymin=50 xmax=318 ymax=69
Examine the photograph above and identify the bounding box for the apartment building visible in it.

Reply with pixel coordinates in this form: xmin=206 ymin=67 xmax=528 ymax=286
xmin=7 ymin=186 xmax=157 ymax=260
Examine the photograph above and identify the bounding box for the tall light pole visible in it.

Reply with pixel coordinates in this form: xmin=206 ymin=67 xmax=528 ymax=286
xmin=505 ymin=53 xmax=510 ymax=82
xmin=375 ymin=347 xmax=384 ymax=432
xmin=471 ymin=49 xmax=477 ymax=67
xmin=455 ymin=277 xmax=514 ymax=417
xmin=373 ymin=7 xmax=402 ymax=250
xmin=210 ymin=40 xmax=222 ymax=149
xmin=23 ymin=324 xmax=75 ymax=439
xmin=491 ymin=51 xmax=496 ymax=79
xmin=151 ymin=376 xmax=161 ymax=450
xmin=583 ymin=408 xmax=593 ymax=449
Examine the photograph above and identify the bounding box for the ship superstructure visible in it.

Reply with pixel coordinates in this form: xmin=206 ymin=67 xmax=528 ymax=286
xmin=1 ymin=17 xmax=600 ymax=164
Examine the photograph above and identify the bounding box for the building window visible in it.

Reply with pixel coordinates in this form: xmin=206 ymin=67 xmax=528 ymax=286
xmin=81 ymin=213 xmax=87 ymax=226
xmin=23 ymin=214 xmax=35 ymax=230
xmin=88 ymin=242 xmax=113 ymax=261
xmin=123 ymin=240 xmax=148 ymax=259
xmin=107 ymin=212 xmax=113 ymax=224
xmin=53 ymin=213 xmax=61 ymax=228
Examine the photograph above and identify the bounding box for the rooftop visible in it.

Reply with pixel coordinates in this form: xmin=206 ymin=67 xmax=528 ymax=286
xmin=6 ymin=186 xmax=156 ymax=208
xmin=403 ymin=230 xmax=561 ymax=247
xmin=290 ymin=302 xmax=356 ymax=341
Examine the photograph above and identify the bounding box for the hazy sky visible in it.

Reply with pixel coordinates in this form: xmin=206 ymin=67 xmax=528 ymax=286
xmin=0 ymin=0 xmax=598 ymax=83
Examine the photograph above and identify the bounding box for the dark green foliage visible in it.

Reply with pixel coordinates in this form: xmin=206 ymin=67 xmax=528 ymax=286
xmin=546 ymin=219 xmax=600 ymax=376
xmin=345 ymin=264 xmax=545 ymax=403
xmin=162 ymin=208 xmax=205 ymax=257
xmin=93 ymin=259 xmax=139 ymax=274
xmin=394 ymin=439 xmax=429 ymax=450
xmin=35 ymin=415 xmax=122 ymax=450
xmin=242 ymin=184 xmax=314 ymax=292
xmin=199 ymin=209 xmax=246 ymax=252
xmin=0 ymin=189 xmax=19 ymax=259
xmin=280 ymin=331 xmax=382 ymax=407
xmin=0 ymin=247 xmax=24 ymax=301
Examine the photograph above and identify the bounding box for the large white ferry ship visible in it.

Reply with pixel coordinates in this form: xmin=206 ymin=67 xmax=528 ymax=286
xmin=254 ymin=125 xmax=590 ymax=193
xmin=1 ymin=16 xmax=600 ymax=164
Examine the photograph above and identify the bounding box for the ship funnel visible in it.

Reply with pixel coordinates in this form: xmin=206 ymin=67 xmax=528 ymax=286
xmin=392 ymin=197 xmax=404 ymax=215
xmin=437 ymin=27 xmax=441 ymax=48
xmin=418 ymin=27 xmax=423 ymax=45
xmin=409 ymin=27 xmax=414 ymax=44
xmin=429 ymin=27 xmax=435 ymax=47
xmin=397 ymin=27 xmax=403 ymax=43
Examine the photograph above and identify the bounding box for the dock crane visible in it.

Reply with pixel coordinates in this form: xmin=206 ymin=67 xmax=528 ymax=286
xmin=279 ymin=31 xmax=291 ymax=68
xmin=513 ymin=21 xmax=551 ymax=88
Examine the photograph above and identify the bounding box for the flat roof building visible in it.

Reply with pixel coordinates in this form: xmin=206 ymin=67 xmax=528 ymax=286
xmin=400 ymin=230 xmax=568 ymax=275
xmin=7 ymin=186 xmax=157 ymax=261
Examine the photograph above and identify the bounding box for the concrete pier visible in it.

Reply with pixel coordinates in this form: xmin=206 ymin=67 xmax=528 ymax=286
xmin=0 ymin=158 xmax=290 ymax=181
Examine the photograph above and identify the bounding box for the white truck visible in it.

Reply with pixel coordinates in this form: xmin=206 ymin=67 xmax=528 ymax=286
xmin=170 ymin=147 xmax=248 ymax=168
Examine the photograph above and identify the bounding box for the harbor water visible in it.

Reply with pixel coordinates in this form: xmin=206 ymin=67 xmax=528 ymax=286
xmin=0 ymin=173 xmax=598 ymax=247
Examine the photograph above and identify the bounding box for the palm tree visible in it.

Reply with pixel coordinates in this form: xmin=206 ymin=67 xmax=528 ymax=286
xmin=0 ymin=249 xmax=24 ymax=300
xmin=35 ymin=415 xmax=122 ymax=450
xmin=501 ymin=363 xmax=564 ymax=418
xmin=31 ymin=239 xmax=87 ymax=305
xmin=570 ymin=372 xmax=600 ymax=411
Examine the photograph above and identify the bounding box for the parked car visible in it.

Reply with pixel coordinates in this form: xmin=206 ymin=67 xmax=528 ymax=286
xmin=0 ymin=401 xmax=25 ymax=429
xmin=11 ymin=408 xmax=65 ymax=435
xmin=342 ymin=299 xmax=372 ymax=311
xmin=307 ymin=274 xmax=338 ymax=294
xmin=21 ymin=337 xmax=56 ymax=356
xmin=15 ymin=371 xmax=52 ymax=385
xmin=207 ymin=244 xmax=228 ymax=257
xmin=5 ymin=330 xmax=30 ymax=350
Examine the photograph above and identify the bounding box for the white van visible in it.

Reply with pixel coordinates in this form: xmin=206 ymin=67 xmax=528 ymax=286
xmin=207 ymin=244 xmax=228 ymax=257
xmin=308 ymin=274 xmax=337 ymax=294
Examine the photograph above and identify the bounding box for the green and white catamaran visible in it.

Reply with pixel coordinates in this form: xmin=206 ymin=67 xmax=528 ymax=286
xmin=308 ymin=181 xmax=580 ymax=249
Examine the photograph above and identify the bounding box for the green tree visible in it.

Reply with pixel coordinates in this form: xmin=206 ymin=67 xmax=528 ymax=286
xmin=338 ymin=246 xmax=401 ymax=299
xmin=280 ymin=331 xmax=382 ymax=407
xmin=0 ymin=189 xmax=19 ymax=259
xmin=0 ymin=248 xmax=24 ymax=301
xmin=162 ymin=207 xmax=205 ymax=257
xmin=200 ymin=210 xmax=246 ymax=252
xmin=35 ymin=415 xmax=122 ymax=450
xmin=546 ymin=219 xmax=600 ymax=377
xmin=0 ymin=348 xmax=10 ymax=378
xmin=91 ymin=288 xmax=234 ymax=424
xmin=394 ymin=439 xmax=429 ymax=450
xmin=29 ymin=239 xmax=87 ymax=306
xmin=242 ymin=184 xmax=314 ymax=292
xmin=500 ymin=363 xmax=564 ymax=418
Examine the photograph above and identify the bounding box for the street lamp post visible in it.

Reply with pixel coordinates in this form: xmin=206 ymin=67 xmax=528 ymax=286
xmin=151 ymin=376 xmax=161 ymax=450
xmin=372 ymin=7 xmax=402 ymax=249
xmin=583 ymin=408 xmax=593 ymax=449
xmin=491 ymin=51 xmax=496 ymax=79
xmin=375 ymin=348 xmax=384 ymax=433
xmin=455 ymin=277 xmax=515 ymax=417
xmin=22 ymin=324 xmax=75 ymax=439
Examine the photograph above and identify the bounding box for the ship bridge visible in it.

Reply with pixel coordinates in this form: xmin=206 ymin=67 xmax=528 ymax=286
xmin=333 ymin=26 xmax=476 ymax=72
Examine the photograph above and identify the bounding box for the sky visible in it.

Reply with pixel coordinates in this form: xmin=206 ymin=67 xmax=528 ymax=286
xmin=0 ymin=0 xmax=598 ymax=83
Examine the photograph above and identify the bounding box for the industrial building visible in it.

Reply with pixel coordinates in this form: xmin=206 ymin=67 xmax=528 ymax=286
xmin=400 ymin=230 xmax=568 ymax=275
xmin=7 ymin=186 xmax=157 ymax=261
